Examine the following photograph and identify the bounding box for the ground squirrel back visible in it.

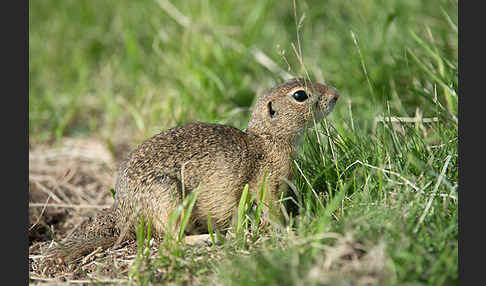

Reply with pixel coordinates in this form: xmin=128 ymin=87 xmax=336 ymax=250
xmin=52 ymin=77 xmax=339 ymax=261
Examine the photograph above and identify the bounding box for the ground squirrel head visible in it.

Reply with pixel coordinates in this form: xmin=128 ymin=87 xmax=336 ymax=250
xmin=247 ymin=78 xmax=339 ymax=141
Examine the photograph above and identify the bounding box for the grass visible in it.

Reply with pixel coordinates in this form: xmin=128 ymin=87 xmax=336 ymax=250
xmin=29 ymin=0 xmax=458 ymax=285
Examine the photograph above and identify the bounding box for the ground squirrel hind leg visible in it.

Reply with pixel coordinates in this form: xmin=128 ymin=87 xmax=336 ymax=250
xmin=125 ymin=176 xmax=186 ymax=240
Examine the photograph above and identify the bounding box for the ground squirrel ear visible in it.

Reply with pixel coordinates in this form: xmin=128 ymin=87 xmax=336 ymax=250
xmin=268 ymin=101 xmax=276 ymax=118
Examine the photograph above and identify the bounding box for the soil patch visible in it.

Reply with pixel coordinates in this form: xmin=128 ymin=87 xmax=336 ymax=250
xmin=29 ymin=138 xmax=123 ymax=283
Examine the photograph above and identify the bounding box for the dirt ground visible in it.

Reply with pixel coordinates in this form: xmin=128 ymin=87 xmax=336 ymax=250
xmin=28 ymin=137 xmax=141 ymax=284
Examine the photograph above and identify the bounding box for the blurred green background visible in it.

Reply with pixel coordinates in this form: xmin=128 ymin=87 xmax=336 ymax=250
xmin=29 ymin=0 xmax=457 ymax=145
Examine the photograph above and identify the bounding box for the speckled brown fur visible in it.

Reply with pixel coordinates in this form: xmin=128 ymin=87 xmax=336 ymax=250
xmin=50 ymin=78 xmax=339 ymax=261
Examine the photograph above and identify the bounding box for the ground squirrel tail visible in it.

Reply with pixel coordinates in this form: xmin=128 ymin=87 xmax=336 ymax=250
xmin=48 ymin=208 xmax=124 ymax=262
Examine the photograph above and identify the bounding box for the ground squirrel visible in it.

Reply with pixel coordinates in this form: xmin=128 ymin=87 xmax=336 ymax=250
xmin=51 ymin=78 xmax=339 ymax=261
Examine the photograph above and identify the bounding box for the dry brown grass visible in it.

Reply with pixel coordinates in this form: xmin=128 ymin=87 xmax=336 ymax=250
xmin=28 ymin=138 xmax=124 ymax=284
xmin=29 ymin=137 xmax=116 ymax=240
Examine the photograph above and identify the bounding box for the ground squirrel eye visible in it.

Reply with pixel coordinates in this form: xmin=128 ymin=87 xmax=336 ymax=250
xmin=292 ymin=90 xmax=308 ymax=102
